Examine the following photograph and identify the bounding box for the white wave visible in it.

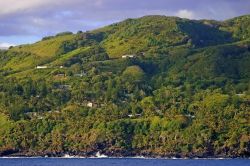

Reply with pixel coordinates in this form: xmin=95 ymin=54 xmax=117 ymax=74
xmin=63 ymin=154 xmax=75 ymax=158
xmin=95 ymin=152 xmax=108 ymax=158
xmin=131 ymin=156 xmax=146 ymax=159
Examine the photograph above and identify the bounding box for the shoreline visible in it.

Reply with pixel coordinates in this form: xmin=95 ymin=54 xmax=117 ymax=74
xmin=0 ymin=156 xmax=249 ymax=160
xmin=1 ymin=150 xmax=249 ymax=159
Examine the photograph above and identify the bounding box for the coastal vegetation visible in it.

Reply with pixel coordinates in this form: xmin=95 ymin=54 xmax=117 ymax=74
xmin=0 ymin=15 xmax=249 ymax=158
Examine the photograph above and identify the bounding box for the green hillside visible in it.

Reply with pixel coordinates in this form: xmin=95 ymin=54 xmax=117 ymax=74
xmin=0 ymin=15 xmax=249 ymax=158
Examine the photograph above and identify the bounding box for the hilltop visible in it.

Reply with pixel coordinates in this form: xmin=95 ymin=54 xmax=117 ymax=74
xmin=0 ymin=15 xmax=249 ymax=158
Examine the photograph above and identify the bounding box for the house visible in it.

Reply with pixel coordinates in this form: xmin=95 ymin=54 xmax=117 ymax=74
xmin=56 ymin=74 xmax=65 ymax=77
xmin=74 ymin=73 xmax=84 ymax=77
xmin=236 ymin=93 xmax=245 ymax=97
xmin=135 ymin=113 xmax=142 ymax=117
xmin=36 ymin=66 xmax=48 ymax=69
xmin=122 ymin=55 xmax=135 ymax=59
xmin=74 ymin=71 xmax=86 ymax=77
xmin=87 ymin=102 xmax=93 ymax=108
xmin=128 ymin=114 xmax=133 ymax=118
xmin=38 ymin=116 xmax=43 ymax=120
xmin=186 ymin=114 xmax=196 ymax=118
xmin=128 ymin=113 xmax=142 ymax=118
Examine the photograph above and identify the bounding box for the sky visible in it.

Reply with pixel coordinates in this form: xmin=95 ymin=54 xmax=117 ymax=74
xmin=0 ymin=0 xmax=250 ymax=47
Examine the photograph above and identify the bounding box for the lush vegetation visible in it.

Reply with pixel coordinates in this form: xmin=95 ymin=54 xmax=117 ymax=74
xmin=0 ymin=15 xmax=249 ymax=158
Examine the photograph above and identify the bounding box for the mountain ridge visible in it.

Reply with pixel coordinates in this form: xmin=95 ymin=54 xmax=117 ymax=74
xmin=4 ymin=15 xmax=250 ymax=68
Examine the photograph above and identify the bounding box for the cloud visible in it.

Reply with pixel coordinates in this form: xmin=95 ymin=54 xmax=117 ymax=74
xmin=0 ymin=0 xmax=249 ymax=45
xmin=176 ymin=9 xmax=195 ymax=19
xmin=0 ymin=42 xmax=15 ymax=48
xmin=0 ymin=0 xmax=50 ymax=16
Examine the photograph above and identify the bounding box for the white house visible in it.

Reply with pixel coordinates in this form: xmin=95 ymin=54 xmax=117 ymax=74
xmin=128 ymin=114 xmax=133 ymax=118
xmin=56 ymin=74 xmax=65 ymax=77
xmin=74 ymin=71 xmax=86 ymax=77
xmin=36 ymin=66 xmax=48 ymax=69
xmin=122 ymin=55 xmax=135 ymax=59
xmin=236 ymin=93 xmax=245 ymax=97
xmin=87 ymin=102 xmax=93 ymax=108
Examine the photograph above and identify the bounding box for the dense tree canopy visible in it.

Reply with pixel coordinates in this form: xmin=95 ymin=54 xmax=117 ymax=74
xmin=0 ymin=15 xmax=249 ymax=158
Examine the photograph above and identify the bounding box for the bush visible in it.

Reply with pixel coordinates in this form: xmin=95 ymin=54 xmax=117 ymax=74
xmin=56 ymin=31 xmax=73 ymax=37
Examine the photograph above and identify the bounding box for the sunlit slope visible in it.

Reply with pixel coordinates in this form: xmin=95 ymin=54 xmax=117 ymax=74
xmin=3 ymin=34 xmax=75 ymax=72
xmin=1 ymin=14 xmax=250 ymax=74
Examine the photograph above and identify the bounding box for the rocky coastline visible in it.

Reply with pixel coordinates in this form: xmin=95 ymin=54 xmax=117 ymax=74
xmin=1 ymin=149 xmax=249 ymax=159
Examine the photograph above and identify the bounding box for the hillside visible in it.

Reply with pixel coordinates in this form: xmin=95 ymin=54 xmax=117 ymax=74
xmin=0 ymin=15 xmax=249 ymax=158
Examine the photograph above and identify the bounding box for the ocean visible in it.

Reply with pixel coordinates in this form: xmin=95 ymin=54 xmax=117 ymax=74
xmin=0 ymin=158 xmax=249 ymax=166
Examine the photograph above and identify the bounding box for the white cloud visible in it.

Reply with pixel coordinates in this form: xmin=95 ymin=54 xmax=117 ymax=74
xmin=0 ymin=0 xmax=97 ymax=16
xmin=0 ymin=0 xmax=48 ymax=15
xmin=0 ymin=0 xmax=249 ymax=45
xmin=0 ymin=0 xmax=84 ymax=16
xmin=0 ymin=42 xmax=15 ymax=48
xmin=176 ymin=9 xmax=195 ymax=19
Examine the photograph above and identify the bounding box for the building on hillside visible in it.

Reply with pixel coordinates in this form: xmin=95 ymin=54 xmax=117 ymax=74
xmin=128 ymin=113 xmax=142 ymax=118
xmin=236 ymin=93 xmax=245 ymax=97
xmin=85 ymin=101 xmax=99 ymax=108
xmin=36 ymin=66 xmax=48 ymax=69
xmin=87 ymin=102 xmax=93 ymax=108
xmin=74 ymin=71 xmax=86 ymax=77
xmin=128 ymin=114 xmax=133 ymax=118
xmin=122 ymin=55 xmax=135 ymax=59
xmin=56 ymin=74 xmax=65 ymax=77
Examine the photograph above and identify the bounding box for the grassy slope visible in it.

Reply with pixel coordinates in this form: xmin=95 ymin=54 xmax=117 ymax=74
xmin=100 ymin=16 xmax=186 ymax=57
xmin=1 ymin=14 xmax=250 ymax=79
xmin=11 ymin=35 xmax=75 ymax=57
xmin=3 ymin=35 xmax=75 ymax=72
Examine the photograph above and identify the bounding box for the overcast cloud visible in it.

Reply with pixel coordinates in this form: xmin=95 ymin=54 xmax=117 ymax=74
xmin=0 ymin=0 xmax=249 ymax=46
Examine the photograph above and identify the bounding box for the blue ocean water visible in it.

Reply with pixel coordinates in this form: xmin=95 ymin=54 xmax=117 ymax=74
xmin=0 ymin=158 xmax=249 ymax=166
